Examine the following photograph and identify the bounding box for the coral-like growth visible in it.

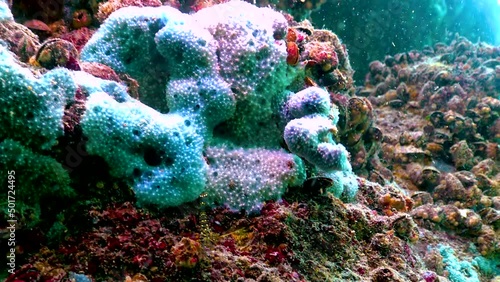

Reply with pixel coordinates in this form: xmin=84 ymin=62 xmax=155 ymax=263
xmin=171 ymin=237 xmax=203 ymax=268
xmin=0 ymin=1 xmax=385 ymax=281
xmin=0 ymin=0 xmax=357 ymax=226
xmin=0 ymin=44 xmax=76 ymax=150
xmin=284 ymin=115 xmax=349 ymax=171
xmin=0 ymin=139 xmax=74 ymax=226
xmin=4 ymin=0 xmax=500 ymax=281
xmin=280 ymin=87 xmax=350 ymax=170
xmin=7 ymin=185 xmax=427 ymax=282
xmin=436 ymin=245 xmax=480 ymax=281
xmin=78 ymin=1 xmax=354 ymax=209
xmin=82 ymin=92 xmax=208 ymax=207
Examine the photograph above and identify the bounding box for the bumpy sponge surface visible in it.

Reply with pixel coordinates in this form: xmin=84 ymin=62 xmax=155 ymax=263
xmin=205 ymin=146 xmax=305 ymax=212
xmin=0 ymin=139 xmax=74 ymax=225
xmin=281 ymin=87 xmax=349 ymax=172
xmin=192 ymin=1 xmax=289 ymax=97
xmin=81 ymin=6 xmax=180 ymax=112
xmin=0 ymin=0 xmax=12 ymax=21
xmin=284 ymin=115 xmax=351 ymax=171
xmin=78 ymin=2 xmax=356 ymax=208
xmin=0 ymin=45 xmax=76 ymax=150
xmin=155 ymin=12 xmax=219 ymax=79
xmin=81 ymin=92 xmax=207 ymax=207
xmin=283 ymin=87 xmax=332 ymax=121
xmin=165 ymin=76 xmax=235 ymax=136
xmin=81 ymin=1 xmax=292 ymax=147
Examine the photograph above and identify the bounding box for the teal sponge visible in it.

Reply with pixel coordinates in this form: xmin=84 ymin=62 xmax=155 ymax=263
xmin=72 ymin=71 xmax=132 ymax=103
xmin=321 ymin=170 xmax=358 ymax=202
xmin=438 ymin=244 xmax=480 ymax=282
xmin=81 ymin=6 xmax=182 ymax=112
xmin=192 ymin=0 xmax=289 ymax=97
xmin=78 ymin=1 xmax=357 ymax=209
xmin=155 ymin=13 xmax=218 ymax=78
xmin=81 ymin=92 xmax=207 ymax=207
xmin=280 ymin=87 xmax=357 ymax=200
xmin=81 ymin=1 xmax=293 ymax=147
xmin=0 ymin=139 xmax=74 ymax=225
xmin=0 ymin=45 xmax=76 ymax=150
xmin=473 ymin=255 xmax=500 ymax=277
xmin=81 ymin=6 xmax=177 ymax=74
xmin=166 ymin=76 xmax=235 ymax=135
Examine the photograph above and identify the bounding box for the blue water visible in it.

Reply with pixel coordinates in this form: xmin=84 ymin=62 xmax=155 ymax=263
xmin=312 ymin=0 xmax=500 ymax=81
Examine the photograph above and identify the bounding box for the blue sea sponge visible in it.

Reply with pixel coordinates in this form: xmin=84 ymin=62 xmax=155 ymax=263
xmin=81 ymin=6 xmax=182 ymax=112
xmin=81 ymin=6 xmax=179 ymax=74
xmin=0 ymin=45 xmax=76 ymax=150
xmin=78 ymin=1 xmax=356 ymax=209
xmin=81 ymin=1 xmax=295 ymax=147
xmin=72 ymin=71 xmax=132 ymax=103
xmin=281 ymin=87 xmax=351 ymax=178
xmin=284 ymin=115 xmax=351 ymax=172
xmin=81 ymin=92 xmax=207 ymax=207
xmin=192 ymin=0 xmax=289 ymax=97
xmin=192 ymin=1 xmax=293 ymax=147
xmin=0 ymin=139 xmax=74 ymax=225
xmin=324 ymin=170 xmax=358 ymax=202
xmin=472 ymin=255 xmax=500 ymax=277
xmin=166 ymin=76 xmax=236 ymax=135
xmin=155 ymin=14 xmax=218 ymax=78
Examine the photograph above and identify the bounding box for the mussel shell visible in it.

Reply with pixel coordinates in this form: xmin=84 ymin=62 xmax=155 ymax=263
xmin=356 ymin=88 xmax=374 ymax=97
xmin=429 ymin=111 xmax=445 ymax=127
xmin=453 ymin=171 xmax=477 ymax=188
xmin=422 ymin=45 xmax=434 ymax=56
xmin=411 ymin=191 xmax=434 ymax=206
xmin=317 ymin=72 xmax=339 ymax=87
xmin=24 ymin=19 xmax=51 ymax=32
xmin=420 ymin=166 xmax=441 ymax=189
xmin=482 ymin=59 xmax=500 ymax=69
xmin=35 ymin=38 xmax=79 ymax=70
xmin=366 ymin=127 xmax=383 ymax=142
xmin=431 ymin=129 xmax=452 ymax=144
xmin=439 ymin=53 xmax=455 ymax=64
xmin=479 ymin=208 xmax=500 ymax=230
xmin=303 ymin=176 xmax=334 ymax=195
xmin=387 ymin=99 xmax=405 ymax=108
xmin=423 ymin=125 xmax=435 ymax=136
